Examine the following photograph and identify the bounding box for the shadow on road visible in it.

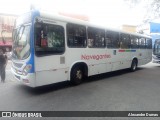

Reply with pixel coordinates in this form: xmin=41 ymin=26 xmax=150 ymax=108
xmin=154 ymin=65 xmax=160 ymax=68
xmin=84 ymin=67 xmax=144 ymax=84
xmin=15 ymin=67 xmax=144 ymax=95
xmin=15 ymin=81 xmax=71 ymax=95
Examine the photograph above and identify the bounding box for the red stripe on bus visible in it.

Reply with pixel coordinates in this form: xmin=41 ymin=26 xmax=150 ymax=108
xmin=119 ymin=50 xmax=125 ymax=52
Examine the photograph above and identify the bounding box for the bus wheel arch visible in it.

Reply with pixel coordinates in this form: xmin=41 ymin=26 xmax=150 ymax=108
xmin=130 ymin=58 xmax=138 ymax=72
xmin=70 ymin=62 xmax=88 ymax=85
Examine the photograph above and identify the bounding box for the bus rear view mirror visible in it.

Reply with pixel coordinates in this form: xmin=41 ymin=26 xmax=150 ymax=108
xmin=1 ymin=30 xmax=7 ymax=44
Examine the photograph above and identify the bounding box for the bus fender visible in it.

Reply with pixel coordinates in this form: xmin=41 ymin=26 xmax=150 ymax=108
xmin=68 ymin=61 xmax=88 ymax=80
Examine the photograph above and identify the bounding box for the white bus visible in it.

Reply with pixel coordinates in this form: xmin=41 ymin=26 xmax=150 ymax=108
xmin=11 ymin=10 xmax=152 ymax=87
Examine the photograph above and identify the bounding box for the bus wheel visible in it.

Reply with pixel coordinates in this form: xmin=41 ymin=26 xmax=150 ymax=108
xmin=71 ymin=66 xmax=83 ymax=85
xmin=130 ymin=59 xmax=137 ymax=72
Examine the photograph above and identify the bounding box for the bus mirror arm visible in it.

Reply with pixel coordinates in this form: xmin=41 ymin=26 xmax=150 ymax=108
xmin=1 ymin=30 xmax=6 ymax=44
xmin=36 ymin=18 xmax=43 ymax=23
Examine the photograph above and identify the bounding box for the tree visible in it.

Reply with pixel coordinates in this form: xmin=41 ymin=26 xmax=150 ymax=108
xmin=124 ymin=0 xmax=141 ymax=8
xmin=124 ymin=0 xmax=160 ymax=23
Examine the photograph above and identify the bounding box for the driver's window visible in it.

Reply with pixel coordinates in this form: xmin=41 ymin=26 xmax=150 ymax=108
xmin=34 ymin=22 xmax=65 ymax=56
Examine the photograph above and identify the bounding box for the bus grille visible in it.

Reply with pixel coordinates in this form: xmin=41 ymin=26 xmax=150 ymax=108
xmin=13 ymin=62 xmax=23 ymax=68
xmin=157 ymin=55 xmax=160 ymax=58
xmin=15 ymin=75 xmax=20 ymax=80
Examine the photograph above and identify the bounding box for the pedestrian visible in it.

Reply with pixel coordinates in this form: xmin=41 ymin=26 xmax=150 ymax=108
xmin=0 ymin=48 xmax=7 ymax=83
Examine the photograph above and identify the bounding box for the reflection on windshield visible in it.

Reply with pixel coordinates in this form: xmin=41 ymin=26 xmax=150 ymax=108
xmin=12 ymin=25 xmax=30 ymax=60
xmin=153 ymin=39 xmax=160 ymax=55
xmin=1 ymin=30 xmax=7 ymax=44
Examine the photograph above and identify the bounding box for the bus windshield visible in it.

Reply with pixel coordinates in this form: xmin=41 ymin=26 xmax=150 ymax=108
xmin=153 ymin=39 xmax=160 ymax=55
xmin=12 ymin=25 xmax=31 ymax=60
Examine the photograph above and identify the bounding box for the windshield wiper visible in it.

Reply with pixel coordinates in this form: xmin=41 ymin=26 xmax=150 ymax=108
xmin=13 ymin=25 xmax=25 ymax=42
xmin=18 ymin=25 xmax=25 ymax=41
xmin=1 ymin=30 xmax=7 ymax=44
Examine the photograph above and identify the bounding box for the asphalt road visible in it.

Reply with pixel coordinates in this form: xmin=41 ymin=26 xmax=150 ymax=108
xmin=0 ymin=62 xmax=160 ymax=120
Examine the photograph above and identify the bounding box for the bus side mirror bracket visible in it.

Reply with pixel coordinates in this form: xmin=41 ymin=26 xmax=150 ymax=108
xmin=35 ymin=17 xmax=43 ymax=23
xmin=1 ymin=30 xmax=6 ymax=44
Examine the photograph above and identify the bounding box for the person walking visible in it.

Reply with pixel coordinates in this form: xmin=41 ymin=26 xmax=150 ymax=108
xmin=0 ymin=48 xmax=7 ymax=83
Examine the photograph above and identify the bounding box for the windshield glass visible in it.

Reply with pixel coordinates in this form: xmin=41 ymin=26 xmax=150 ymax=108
xmin=12 ymin=25 xmax=31 ymax=60
xmin=153 ymin=39 xmax=160 ymax=55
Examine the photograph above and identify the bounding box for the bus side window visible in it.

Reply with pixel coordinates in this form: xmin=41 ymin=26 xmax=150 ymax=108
xmin=106 ymin=30 xmax=119 ymax=49
xmin=35 ymin=31 xmax=41 ymax=47
xmin=146 ymin=38 xmax=152 ymax=49
xmin=35 ymin=22 xmax=65 ymax=56
xmin=88 ymin=39 xmax=94 ymax=47
xmin=87 ymin=27 xmax=105 ymax=48
xmin=35 ymin=23 xmax=48 ymax=47
xmin=41 ymin=30 xmax=48 ymax=47
xmin=120 ymin=33 xmax=130 ymax=49
xmin=130 ymin=35 xmax=139 ymax=49
xmin=67 ymin=23 xmax=86 ymax=48
xmin=35 ymin=23 xmax=42 ymax=47
xmin=139 ymin=37 xmax=146 ymax=49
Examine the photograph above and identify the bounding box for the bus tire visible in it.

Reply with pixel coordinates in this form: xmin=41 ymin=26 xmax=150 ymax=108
xmin=130 ymin=59 xmax=137 ymax=72
xmin=71 ymin=66 xmax=83 ymax=85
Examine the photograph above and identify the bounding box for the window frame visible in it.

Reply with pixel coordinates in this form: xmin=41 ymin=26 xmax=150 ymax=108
xmin=34 ymin=22 xmax=65 ymax=57
xmin=146 ymin=38 xmax=152 ymax=49
xmin=105 ymin=30 xmax=120 ymax=49
xmin=139 ymin=37 xmax=146 ymax=49
xmin=130 ymin=35 xmax=139 ymax=49
xmin=119 ymin=33 xmax=131 ymax=49
xmin=87 ymin=27 xmax=106 ymax=48
xmin=67 ymin=23 xmax=87 ymax=48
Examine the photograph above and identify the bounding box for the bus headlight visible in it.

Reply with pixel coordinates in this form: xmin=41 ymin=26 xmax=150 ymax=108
xmin=22 ymin=64 xmax=32 ymax=76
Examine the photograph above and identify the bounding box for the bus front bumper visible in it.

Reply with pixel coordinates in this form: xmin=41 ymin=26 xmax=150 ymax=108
xmin=11 ymin=67 xmax=36 ymax=87
xmin=152 ymin=60 xmax=160 ymax=63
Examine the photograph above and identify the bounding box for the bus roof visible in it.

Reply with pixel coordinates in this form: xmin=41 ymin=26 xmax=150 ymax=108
xmin=36 ymin=10 xmax=151 ymax=39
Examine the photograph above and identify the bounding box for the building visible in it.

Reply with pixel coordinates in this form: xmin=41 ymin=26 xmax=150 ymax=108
xmin=0 ymin=13 xmax=17 ymax=51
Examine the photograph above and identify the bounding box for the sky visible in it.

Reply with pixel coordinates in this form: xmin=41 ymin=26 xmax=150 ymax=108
xmin=0 ymin=0 xmax=147 ymax=28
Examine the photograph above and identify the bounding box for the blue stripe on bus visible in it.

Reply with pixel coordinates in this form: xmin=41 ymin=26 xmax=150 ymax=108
xmin=27 ymin=10 xmax=40 ymax=73
xmin=131 ymin=50 xmax=136 ymax=52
